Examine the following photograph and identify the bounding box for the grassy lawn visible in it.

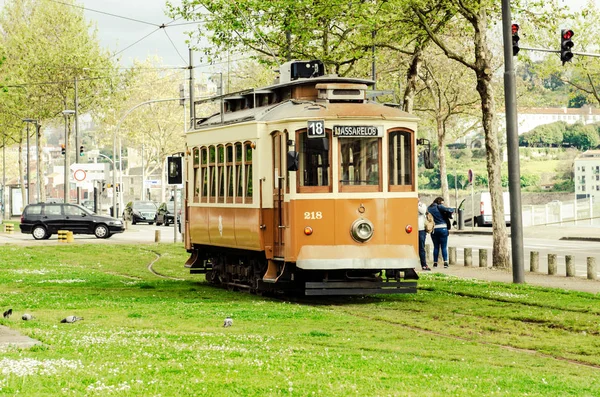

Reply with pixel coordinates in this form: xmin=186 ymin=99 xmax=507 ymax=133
xmin=0 ymin=244 xmax=599 ymax=396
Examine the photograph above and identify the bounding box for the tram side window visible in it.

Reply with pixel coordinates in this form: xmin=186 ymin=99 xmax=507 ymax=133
xmin=235 ymin=142 xmax=243 ymax=202
xmin=388 ymin=131 xmax=413 ymax=189
xmin=244 ymin=142 xmax=253 ymax=202
xmin=193 ymin=148 xmax=200 ymax=202
xmin=226 ymin=144 xmax=234 ymax=203
xmin=209 ymin=146 xmax=216 ymax=201
xmin=217 ymin=145 xmax=225 ymax=203
xmin=297 ymin=130 xmax=331 ymax=190
xmin=201 ymin=147 xmax=208 ymax=202
xmin=340 ymin=137 xmax=380 ymax=187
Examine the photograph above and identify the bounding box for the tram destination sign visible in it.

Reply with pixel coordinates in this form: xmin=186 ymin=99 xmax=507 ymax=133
xmin=333 ymin=125 xmax=383 ymax=137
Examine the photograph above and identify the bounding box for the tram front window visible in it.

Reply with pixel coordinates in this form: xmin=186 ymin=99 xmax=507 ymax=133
xmin=340 ymin=137 xmax=380 ymax=187
xmin=298 ymin=131 xmax=330 ymax=189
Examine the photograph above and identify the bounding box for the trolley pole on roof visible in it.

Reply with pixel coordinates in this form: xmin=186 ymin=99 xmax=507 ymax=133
xmin=501 ymin=0 xmax=525 ymax=283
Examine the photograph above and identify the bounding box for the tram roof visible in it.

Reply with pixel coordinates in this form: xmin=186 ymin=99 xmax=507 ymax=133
xmin=194 ymin=75 xmax=418 ymax=129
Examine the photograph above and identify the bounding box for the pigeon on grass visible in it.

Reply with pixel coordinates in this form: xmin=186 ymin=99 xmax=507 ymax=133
xmin=60 ymin=316 xmax=83 ymax=323
xmin=3 ymin=309 xmax=12 ymax=318
xmin=22 ymin=313 xmax=34 ymax=321
xmin=223 ymin=317 xmax=233 ymax=327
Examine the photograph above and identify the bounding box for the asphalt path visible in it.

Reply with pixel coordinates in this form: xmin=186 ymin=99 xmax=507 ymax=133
xmin=0 ymin=223 xmax=182 ymax=246
xmin=447 ymin=233 xmax=600 ymax=278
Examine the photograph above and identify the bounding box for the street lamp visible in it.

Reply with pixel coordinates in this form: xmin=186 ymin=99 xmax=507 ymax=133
xmin=62 ymin=110 xmax=75 ymax=203
xmin=22 ymin=118 xmax=39 ymax=204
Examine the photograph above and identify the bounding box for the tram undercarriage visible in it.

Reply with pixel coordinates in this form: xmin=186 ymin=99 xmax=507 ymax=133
xmin=185 ymin=246 xmax=418 ymax=296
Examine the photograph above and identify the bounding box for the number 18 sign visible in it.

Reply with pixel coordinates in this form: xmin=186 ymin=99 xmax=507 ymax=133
xmin=307 ymin=120 xmax=325 ymax=138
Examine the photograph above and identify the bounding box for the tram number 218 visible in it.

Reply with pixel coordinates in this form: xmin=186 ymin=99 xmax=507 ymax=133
xmin=307 ymin=120 xmax=325 ymax=138
xmin=304 ymin=211 xmax=323 ymax=220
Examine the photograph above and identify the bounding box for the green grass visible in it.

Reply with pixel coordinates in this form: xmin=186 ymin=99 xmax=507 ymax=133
xmin=0 ymin=244 xmax=599 ymax=396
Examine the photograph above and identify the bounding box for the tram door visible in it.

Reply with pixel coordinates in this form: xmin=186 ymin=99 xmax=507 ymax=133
xmin=272 ymin=132 xmax=285 ymax=258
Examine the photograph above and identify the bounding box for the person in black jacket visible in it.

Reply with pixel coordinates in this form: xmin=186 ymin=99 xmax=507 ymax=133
xmin=428 ymin=197 xmax=455 ymax=268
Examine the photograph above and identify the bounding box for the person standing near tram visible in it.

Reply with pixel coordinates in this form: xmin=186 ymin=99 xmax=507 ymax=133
xmin=428 ymin=197 xmax=454 ymax=269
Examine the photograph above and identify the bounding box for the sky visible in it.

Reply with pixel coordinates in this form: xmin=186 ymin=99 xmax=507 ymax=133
xmin=79 ymin=0 xmax=195 ymax=68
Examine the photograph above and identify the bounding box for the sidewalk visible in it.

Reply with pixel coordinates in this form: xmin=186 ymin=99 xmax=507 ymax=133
xmin=444 ymin=225 xmax=600 ymax=294
xmin=451 ymin=224 xmax=600 ymax=242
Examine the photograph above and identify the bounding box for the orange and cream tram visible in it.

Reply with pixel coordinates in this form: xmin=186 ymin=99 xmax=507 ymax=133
xmin=182 ymin=60 xmax=431 ymax=295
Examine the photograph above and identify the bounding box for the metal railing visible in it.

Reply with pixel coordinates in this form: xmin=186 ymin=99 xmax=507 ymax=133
xmin=522 ymin=197 xmax=600 ymax=227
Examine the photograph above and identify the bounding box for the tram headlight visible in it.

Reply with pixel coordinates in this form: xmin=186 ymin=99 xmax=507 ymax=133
xmin=350 ymin=219 xmax=374 ymax=243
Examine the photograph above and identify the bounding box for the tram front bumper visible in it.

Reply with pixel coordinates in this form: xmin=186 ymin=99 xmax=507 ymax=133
xmin=296 ymin=245 xmax=418 ymax=270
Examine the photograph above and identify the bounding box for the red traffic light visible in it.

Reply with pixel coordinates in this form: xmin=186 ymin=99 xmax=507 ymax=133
xmin=511 ymin=24 xmax=519 ymax=35
xmin=562 ymin=29 xmax=574 ymax=40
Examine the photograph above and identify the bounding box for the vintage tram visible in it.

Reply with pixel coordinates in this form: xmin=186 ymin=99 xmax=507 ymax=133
xmin=182 ymin=60 xmax=431 ymax=295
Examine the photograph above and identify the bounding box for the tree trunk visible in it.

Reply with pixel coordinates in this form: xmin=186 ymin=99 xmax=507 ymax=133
xmin=474 ymin=15 xmax=510 ymax=269
xmin=437 ymin=117 xmax=449 ymax=202
xmin=18 ymin=138 xmax=25 ymax=213
xmin=403 ymin=44 xmax=424 ymax=113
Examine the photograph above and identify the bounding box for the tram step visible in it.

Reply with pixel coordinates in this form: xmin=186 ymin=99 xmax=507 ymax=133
xmin=304 ymin=281 xmax=417 ymax=296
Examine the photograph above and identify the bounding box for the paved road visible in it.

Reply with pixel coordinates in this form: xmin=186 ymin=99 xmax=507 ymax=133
xmin=0 ymin=223 xmax=182 ymax=246
xmin=448 ymin=234 xmax=600 ymax=278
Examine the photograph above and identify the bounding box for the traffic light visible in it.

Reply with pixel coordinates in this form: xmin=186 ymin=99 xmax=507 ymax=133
xmin=60 ymin=144 xmax=65 ymax=155
xmin=79 ymin=145 xmax=84 ymax=156
xmin=560 ymin=29 xmax=574 ymax=65
xmin=512 ymin=24 xmax=520 ymax=56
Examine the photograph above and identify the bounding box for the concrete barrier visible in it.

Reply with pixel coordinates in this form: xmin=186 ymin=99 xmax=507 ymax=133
xmin=530 ymin=251 xmax=539 ymax=273
xmin=58 ymin=230 xmax=68 ymax=243
xmin=479 ymin=249 xmax=487 ymax=268
xmin=588 ymin=257 xmax=597 ymax=280
xmin=449 ymin=247 xmax=457 ymax=266
xmin=566 ymin=255 xmax=575 ymax=277
xmin=548 ymin=254 xmax=557 ymax=275
xmin=155 ymin=230 xmax=160 ymax=243
xmin=464 ymin=248 xmax=472 ymax=267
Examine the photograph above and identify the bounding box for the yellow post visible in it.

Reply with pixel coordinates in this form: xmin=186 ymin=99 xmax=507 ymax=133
xmin=66 ymin=231 xmax=74 ymax=243
xmin=5 ymin=224 xmax=14 ymax=234
xmin=58 ymin=230 xmax=67 ymax=242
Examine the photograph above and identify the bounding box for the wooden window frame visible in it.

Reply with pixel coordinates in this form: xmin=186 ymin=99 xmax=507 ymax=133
xmin=338 ymin=137 xmax=382 ymax=193
xmin=235 ymin=142 xmax=243 ymax=204
xmin=193 ymin=147 xmax=200 ymax=203
xmin=388 ymin=129 xmax=415 ymax=193
xmin=295 ymin=129 xmax=332 ymax=194
xmin=217 ymin=145 xmax=225 ymax=203
xmin=200 ymin=147 xmax=208 ymax=203
xmin=225 ymin=144 xmax=234 ymax=203
xmin=209 ymin=145 xmax=216 ymax=202
xmin=244 ymin=141 xmax=253 ymax=204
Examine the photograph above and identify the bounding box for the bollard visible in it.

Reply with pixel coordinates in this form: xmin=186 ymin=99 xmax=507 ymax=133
xmin=565 ymin=255 xmax=575 ymax=277
xmin=449 ymin=247 xmax=457 ymax=266
xmin=588 ymin=257 xmax=597 ymax=281
xmin=4 ymin=224 xmax=14 ymax=234
xmin=479 ymin=249 xmax=488 ymax=268
xmin=464 ymin=248 xmax=472 ymax=267
xmin=425 ymin=244 xmax=432 ymax=264
xmin=154 ymin=230 xmax=160 ymax=243
xmin=530 ymin=251 xmax=539 ymax=273
xmin=58 ymin=230 xmax=68 ymax=243
xmin=548 ymin=254 xmax=557 ymax=275
xmin=66 ymin=231 xmax=74 ymax=243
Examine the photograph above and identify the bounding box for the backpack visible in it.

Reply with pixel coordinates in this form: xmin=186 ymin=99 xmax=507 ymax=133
xmin=425 ymin=212 xmax=435 ymax=234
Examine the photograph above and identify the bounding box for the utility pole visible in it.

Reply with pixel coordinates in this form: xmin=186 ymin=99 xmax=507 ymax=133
xmin=36 ymin=123 xmax=41 ymax=202
xmin=502 ymin=0 xmax=525 ymax=283
xmin=189 ymin=48 xmax=195 ymax=130
xmin=74 ymin=76 xmax=81 ymax=205
xmin=25 ymin=122 xmax=31 ymax=205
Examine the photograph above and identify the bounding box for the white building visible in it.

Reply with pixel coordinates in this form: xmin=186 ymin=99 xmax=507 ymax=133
xmin=515 ymin=106 xmax=600 ymax=134
xmin=574 ymin=150 xmax=600 ymax=200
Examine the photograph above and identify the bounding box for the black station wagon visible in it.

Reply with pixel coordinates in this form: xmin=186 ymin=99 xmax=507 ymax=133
xmin=20 ymin=203 xmax=125 ymax=240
